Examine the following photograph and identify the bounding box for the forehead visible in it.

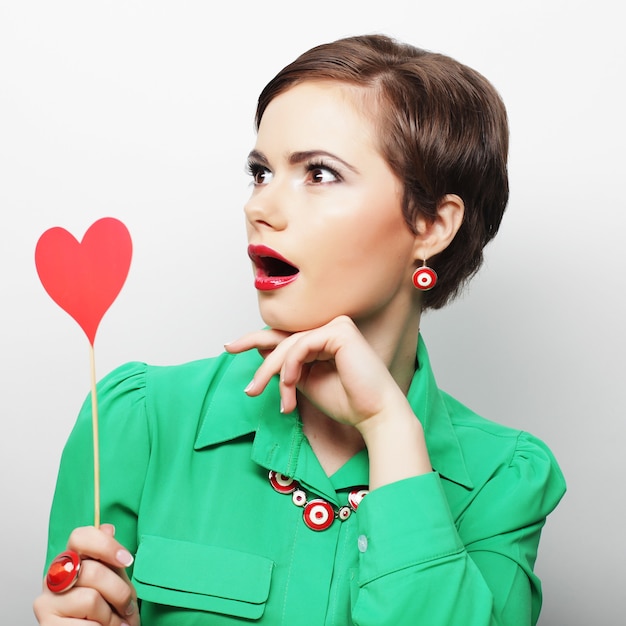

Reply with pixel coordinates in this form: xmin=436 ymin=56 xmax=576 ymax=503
xmin=256 ymin=81 xmax=380 ymax=151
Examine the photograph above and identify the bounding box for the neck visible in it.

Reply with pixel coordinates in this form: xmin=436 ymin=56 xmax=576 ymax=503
xmin=299 ymin=402 xmax=365 ymax=475
xmin=299 ymin=302 xmax=422 ymax=476
xmin=356 ymin=305 xmax=421 ymax=396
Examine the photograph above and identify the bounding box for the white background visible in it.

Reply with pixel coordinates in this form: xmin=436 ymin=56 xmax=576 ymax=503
xmin=1 ymin=1 xmax=624 ymax=623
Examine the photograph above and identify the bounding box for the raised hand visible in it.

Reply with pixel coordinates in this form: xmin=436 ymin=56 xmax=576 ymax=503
xmin=225 ymin=316 xmax=432 ymax=488
xmin=226 ymin=316 xmax=407 ymax=425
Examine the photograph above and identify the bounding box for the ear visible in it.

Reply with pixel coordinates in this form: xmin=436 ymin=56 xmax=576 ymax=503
xmin=412 ymin=194 xmax=464 ymax=261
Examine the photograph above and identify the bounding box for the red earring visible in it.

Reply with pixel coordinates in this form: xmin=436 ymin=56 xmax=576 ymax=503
xmin=412 ymin=260 xmax=437 ymax=291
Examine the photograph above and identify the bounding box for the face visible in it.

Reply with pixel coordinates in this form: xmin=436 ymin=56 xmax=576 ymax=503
xmin=244 ymin=81 xmax=420 ymax=333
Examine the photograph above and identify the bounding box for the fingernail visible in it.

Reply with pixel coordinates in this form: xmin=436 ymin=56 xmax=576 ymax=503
xmin=244 ymin=380 xmax=255 ymax=394
xmin=121 ymin=623 xmax=130 ymax=626
xmin=280 ymin=400 xmax=285 ymax=414
xmin=116 ymin=549 xmax=134 ymax=567
xmin=125 ymin=599 xmax=137 ymax=615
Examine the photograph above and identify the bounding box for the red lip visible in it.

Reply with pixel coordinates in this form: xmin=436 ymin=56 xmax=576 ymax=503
xmin=247 ymin=244 xmax=299 ymax=291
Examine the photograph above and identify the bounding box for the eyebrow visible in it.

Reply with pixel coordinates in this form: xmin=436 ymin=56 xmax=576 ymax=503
xmin=247 ymin=149 xmax=359 ymax=174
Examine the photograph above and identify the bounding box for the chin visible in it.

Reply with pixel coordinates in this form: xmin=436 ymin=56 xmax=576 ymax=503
xmin=260 ymin=316 xmax=321 ymax=334
xmin=258 ymin=303 xmax=336 ymax=334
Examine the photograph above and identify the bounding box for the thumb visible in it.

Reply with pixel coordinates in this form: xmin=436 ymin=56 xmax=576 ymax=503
xmin=100 ymin=523 xmax=116 ymax=537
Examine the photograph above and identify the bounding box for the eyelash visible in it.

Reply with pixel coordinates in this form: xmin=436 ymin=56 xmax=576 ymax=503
xmin=305 ymin=160 xmax=342 ymax=183
xmin=245 ymin=159 xmax=343 ymax=185
xmin=246 ymin=160 xmax=270 ymax=185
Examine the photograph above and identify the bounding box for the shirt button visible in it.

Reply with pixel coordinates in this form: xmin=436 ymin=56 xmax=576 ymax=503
xmin=357 ymin=535 xmax=368 ymax=553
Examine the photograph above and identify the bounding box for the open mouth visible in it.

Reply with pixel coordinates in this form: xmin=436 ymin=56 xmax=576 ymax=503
xmin=248 ymin=244 xmax=299 ymax=290
xmin=258 ymin=255 xmax=299 ymax=277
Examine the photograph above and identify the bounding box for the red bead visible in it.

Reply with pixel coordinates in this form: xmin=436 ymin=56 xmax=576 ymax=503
xmin=348 ymin=488 xmax=369 ymax=511
xmin=303 ymin=499 xmax=335 ymax=531
xmin=269 ymin=470 xmax=298 ymax=494
xmin=46 ymin=550 xmax=81 ymax=593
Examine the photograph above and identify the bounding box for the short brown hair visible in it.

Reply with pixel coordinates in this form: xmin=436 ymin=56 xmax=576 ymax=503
xmin=255 ymin=34 xmax=509 ymax=309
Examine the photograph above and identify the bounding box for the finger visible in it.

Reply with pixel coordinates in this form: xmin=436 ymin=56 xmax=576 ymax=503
xmin=101 ymin=522 xmax=116 ymax=536
xmin=245 ymin=324 xmax=342 ymax=405
xmin=278 ymin=333 xmax=339 ymax=413
xmin=66 ymin=526 xmax=134 ymax=570
xmin=113 ymin=562 xmax=140 ymax=624
xmin=224 ymin=328 xmax=291 ymax=355
xmin=35 ymin=582 xmax=124 ymax=626
xmin=243 ymin=333 xmax=304 ymax=397
xmin=76 ymin=559 xmax=137 ymax=622
xmin=280 ymin=333 xmax=338 ymax=385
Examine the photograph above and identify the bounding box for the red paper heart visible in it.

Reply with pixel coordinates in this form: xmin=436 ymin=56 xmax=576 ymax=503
xmin=35 ymin=217 xmax=133 ymax=345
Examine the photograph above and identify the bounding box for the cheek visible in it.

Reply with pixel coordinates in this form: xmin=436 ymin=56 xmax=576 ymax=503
xmin=346 ymin=206 xmax=413 ymax=263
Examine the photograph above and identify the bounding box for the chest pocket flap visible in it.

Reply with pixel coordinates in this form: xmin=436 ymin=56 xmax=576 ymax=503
xmin=133 ymin=535 xmax=274 ymax=619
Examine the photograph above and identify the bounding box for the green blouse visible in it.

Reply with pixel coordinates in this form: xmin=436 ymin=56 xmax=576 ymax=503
xmin=45 ymin=336 xmax=565 ymax=625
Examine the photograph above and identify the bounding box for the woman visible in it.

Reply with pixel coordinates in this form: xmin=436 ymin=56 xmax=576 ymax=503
xmin=34 ymin=34 xmax=565 ymax=625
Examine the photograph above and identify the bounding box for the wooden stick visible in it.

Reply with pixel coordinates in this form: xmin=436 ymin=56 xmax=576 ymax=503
xmin=89 ymin=343 xmax=101 ymax=528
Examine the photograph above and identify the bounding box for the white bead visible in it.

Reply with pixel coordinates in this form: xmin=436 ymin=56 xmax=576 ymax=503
xmin=338 ymin=506 xmax=352 ymax=521
xmin=292 ymin=489 xmax=307 ymax=507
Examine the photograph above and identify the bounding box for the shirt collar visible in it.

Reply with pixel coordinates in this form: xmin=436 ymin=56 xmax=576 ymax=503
xmin=194 ymin=335 xmax=473 ymax=490
xmin=194 ymin=350 xmax=269 ymax=448
xmin=409 ymin=338 xmax=473 ymax=489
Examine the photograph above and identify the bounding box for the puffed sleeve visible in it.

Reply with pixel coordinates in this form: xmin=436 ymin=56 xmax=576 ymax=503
xmin=351 ymin=432 xmax=565 ymax=626
xmin=44 ymin=362 xmax=150 ymax=579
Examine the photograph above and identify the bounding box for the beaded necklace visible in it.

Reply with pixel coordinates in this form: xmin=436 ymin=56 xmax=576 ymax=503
xmin=268 ymin=470 xmax=368 ymax=531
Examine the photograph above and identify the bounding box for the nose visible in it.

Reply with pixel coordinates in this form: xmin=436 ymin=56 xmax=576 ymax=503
xmin=244 ymin=181 xmax=288 ymax=232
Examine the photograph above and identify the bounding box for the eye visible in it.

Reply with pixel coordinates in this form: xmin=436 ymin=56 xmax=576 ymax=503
xmin=246 ymin=160 xmax=273 ymax=185
xmin=306 ymin=162 xmax=341 ymax=184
